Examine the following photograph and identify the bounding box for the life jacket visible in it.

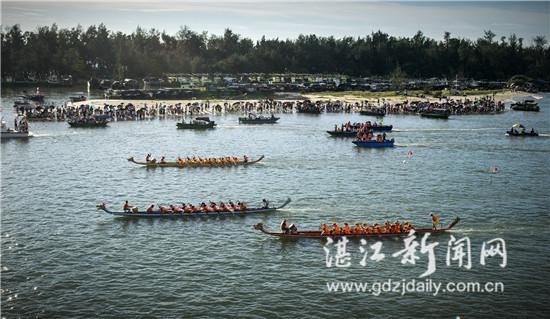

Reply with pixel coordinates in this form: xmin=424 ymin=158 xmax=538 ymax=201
xmin=172 ymin=207 xmax=180 ymax=213
xmin=203 ymin=206 xmax=209 ymax=213
xmin=183 ymin=206 xmax=191 ymax=213
xmin=161 ymin=207 xmax=169 ymax=213
xmin=343 ymin=225 xmax=351 ymax=235
xmin=432 ymin=215 xmax=439 ymax=224
xmin=192 ymin=206 xmax=199 ymax=213
xmin=332 ymin=225 xmax=341 ymax=234
xmin=353 ymin=225 xmax=362 ymax=234
xmin=231 ymin=204 xmax=239 ymax=211
xmin=123 ymin=203 xmax=129 ymax=210
xmin=146 ymin=206 xmax=153 ymax=213
xmin=239 ymin=203 xmax=247 ymax=210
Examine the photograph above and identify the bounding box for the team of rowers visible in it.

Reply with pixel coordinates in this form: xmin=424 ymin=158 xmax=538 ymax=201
xmin=333 ymin=120 xmax=386 ymax=132
xmin=122 ymin=199 xmax=270 ymax=214
xmin=317 ymin=213 xmax=439 ymax=235
xmin=320 ymin=221 xmax=415 ymax=235
xmin=145 ymin=154 xmax=249 ymax=165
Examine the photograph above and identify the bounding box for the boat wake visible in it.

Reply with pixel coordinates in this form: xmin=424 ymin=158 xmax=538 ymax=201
xmin=394 ymin=143 xmax=431 ymax=148
xmin=394 ymin=127 xmax=502 ymax=133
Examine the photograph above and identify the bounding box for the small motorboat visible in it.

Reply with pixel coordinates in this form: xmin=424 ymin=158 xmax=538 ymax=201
xmin=177 ymin=116 xmax=216 ymax=129
xmin=353 ymin=139 xmax=394 ymax=148
xmin=1 ymin=118 xmax=33 ymax=139
xmin=69 ymin=94 xmax=87 ymax=103
xmin=507 ymin=124 xmax=539 ymax=137
xmin=511 ymin=100 xmax=539 ymax=112
xmin=506 ymin=130 xmax=539 ymax=137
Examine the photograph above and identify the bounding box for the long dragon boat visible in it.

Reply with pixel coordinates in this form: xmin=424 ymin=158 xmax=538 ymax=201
xmin=359 ymin=109 xmax=385 ymax=117
xmin=239 ymin=115 xmax=280 ymax=124
xmin=420 ymin=109 xmax=450 ymax=119
xmin=253 ymin=217 xmax=459 ymax=239
xmin=353 ymin=139 xmax=394 ymax=148
xmin=68 ymin=115 xmax=109 ymax=127
xmin=127 ymin=155 xmax=264 ymax=168
xmin=97 ymin=198 xmax=291 ymax=218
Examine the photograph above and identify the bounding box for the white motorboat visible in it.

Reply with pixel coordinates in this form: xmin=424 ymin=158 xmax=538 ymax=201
xmin=1 ymin=117 xmax=33 ymax=139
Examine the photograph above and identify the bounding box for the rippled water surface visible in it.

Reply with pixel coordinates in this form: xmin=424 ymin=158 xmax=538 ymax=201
xmin=2 ymin=89 xmax=550 ymax=318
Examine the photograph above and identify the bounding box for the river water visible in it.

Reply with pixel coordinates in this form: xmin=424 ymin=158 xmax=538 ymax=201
xmin=1 ymin=88 xmax=549 ymax=318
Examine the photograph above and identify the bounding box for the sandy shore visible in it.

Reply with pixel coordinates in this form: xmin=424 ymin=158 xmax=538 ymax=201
xmin=303 ymin=90 xmax=531 ymax=104
xmin=73 ymin=90 xmax=532 ymax=109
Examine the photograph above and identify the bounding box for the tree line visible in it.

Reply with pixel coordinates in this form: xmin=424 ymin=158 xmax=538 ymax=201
xmin=1 ymin=24 xmax=548 ymax=82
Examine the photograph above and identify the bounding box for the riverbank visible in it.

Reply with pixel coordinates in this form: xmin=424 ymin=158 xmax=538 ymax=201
xmin=73 ymin=90 xmax=530 ymax=110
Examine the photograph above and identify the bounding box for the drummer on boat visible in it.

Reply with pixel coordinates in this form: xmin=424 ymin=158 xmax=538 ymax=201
xmin=280 ymin=219 xmax=289 ymax=233
xmin=280 ymin=219 xmax=297 ymax=234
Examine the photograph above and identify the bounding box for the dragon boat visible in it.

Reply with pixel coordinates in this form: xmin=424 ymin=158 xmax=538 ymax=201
xmin=239 ymin=114 xmax=280 ymax=124
xmin=359 ymin=109 xmax=386 ymax=117
xmin=127 ymin=155 xmax=264 ymax=168
xmin=96 ymin=198 xmax=291 ymax=218
xmin=253 ymin=217 xmax=459 ymax=239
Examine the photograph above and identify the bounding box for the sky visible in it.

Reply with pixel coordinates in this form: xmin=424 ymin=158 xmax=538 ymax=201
xmin=1 ymin=1 xmax=549 ymax=43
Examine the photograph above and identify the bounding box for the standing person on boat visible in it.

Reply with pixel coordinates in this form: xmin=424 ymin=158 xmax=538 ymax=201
xmin=431 ymin=213 xmax=440 ymax=230
xmin=280 ymin=219 xmax=289 ymax=234
xmin=262 ymin=199 xmax=269 ymax=209
xmin=123 ymin=201 xmax=130 ymax=212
